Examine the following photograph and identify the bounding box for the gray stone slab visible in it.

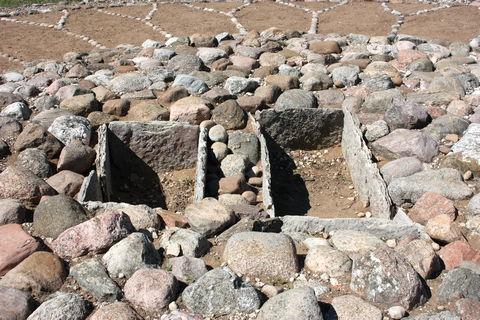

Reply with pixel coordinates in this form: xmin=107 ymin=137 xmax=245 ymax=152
xmin=194 ymin=126 xmax=208 ymax=202
xmin=341 ymin=102 xmax=394 ymax=219
xmin=77 ymin=170 xmax=103 ymax=202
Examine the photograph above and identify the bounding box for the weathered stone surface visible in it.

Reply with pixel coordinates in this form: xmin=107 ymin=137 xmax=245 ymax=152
xmin=0 ymin=251 xmax=66 ymax=296
xmin=224 ymin=77 xmax=258 ymax=95
xmin=425 ymin=214 xmax=463 ymax=243
xmin=89 ymin=302 xmax=142 ymax=320
xmin=331 ymin=295 xmax=383 ymax=320
xmin=33 ymin=195 xmax=88 ymax=239
xmin=159 ymin=227 xmax=210 ymax=258
xmin=223 ymin=232 xmax=298 ymax=278
xmin=52 ymin=211 xmax=133 ymax=258
xmin=48 ymin=115 xmax=92 ymax=145
xmin=384 ymin=99 xmax=429 ymax=130
xmin=211 ymin=100 xmax=246 ymax=130
xmin=184 ymin=198 xmax=236 ymax=237
xmin=350 ymin=248 xmax=428 ymax=310
xmin=342 ymin=104 xmax=393 ymax=218
xmin=0 ymin=224 xmax=39 ymax=276
xmin=330 ymin=230 xmax=386 ymax=254
xmin=257 ymin=287 xmax=323 ymax=320
xmin=167 ymin=54 xmax=203 ymax=75
xmin=275 ymin=89 xmax=317 ymax=110
xmin=403 ymin=311 xmax=461 ymax=320
xmin=45 ymin=170 xmax=84 ymax=197
xmin=182 ymin=267 xmax=261 ymax=316
xmin=438 ymin=241 xmax=480 ymax=270
xmin=15 ymin=148 xmax=52 ymax=179
xmin=362 ymin=89 xmax=403 ymax=113
xmin=172 ymin=75 xmax=209 ymax=95
xmin=0 ymin=285 xmax=35 ymax=320
xmin=380 ymin=156 xmax=423 ymax=185
xmin=83 ymin=201 xmax=161 ymax=231
xmin=397 ymin=239 xmax=441 ymax=279
xmin=0 ymin=166 xmax=56 ymax=208
xmin=467 ymin=194 xmax=480 ymax=219
xmin=169 ymin=96 xmax=211 ymax=125
xmin=371 ymin=129 xmax=438 ymax=163
xmin=127 ymin=100 xmax=169 ymax=122
xmin=423 ymin=114 xmax=470 ymax=142
xmin=388 ymin=168 xmax=473 ymax=206
xmin=408 ymin=192 xmax=457 ymax=225
xmin=124 ymin=268 xmax=178 ymax=312
xmin=437 ymin=267 xmax=480 ymax=302
xmin=26 ymin=292 xmax=91 ymax=320
xmin=305 ymin=245 xmax=352 ymax=277
xmin=70 ymin=258 xmax=121 ymax=302
xmin=57 ymin=140 xmax=95 ymax=174
xmin=109 ymin=72 xmax=152 ymax=93
xmin=103 ymin=232 xmax=161 ymax=278
xmin=13 ymin=123 xmax=62 ymax=159
xmin=0 ymin=102 xmax=31 ymax=120
xmin=0 ymin=199 xmax=26 ymax=225
xmin=332 ymin=65 xmax=360 ymax=87
xmin=108 ymin=121 xmax=199 ymax=173
xmin=59 ymin=93 xmax=99 ymax=116
xmin=169 ymin=256 xmax=208 ymax=283
xmin=455 ymin=298 xmax=480 ymax=320
xmin=220 ymin=154 xmax=248 ymax=177
xmin=257 ymin=108 xmax=343 ymax=150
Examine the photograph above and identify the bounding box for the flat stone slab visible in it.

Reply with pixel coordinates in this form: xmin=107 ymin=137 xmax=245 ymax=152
xmin=256 ymin=108 xmax=343 ymax=150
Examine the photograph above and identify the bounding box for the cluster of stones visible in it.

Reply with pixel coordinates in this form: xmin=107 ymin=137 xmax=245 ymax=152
xmin=1 ymin=7 xmax=480 ymax=320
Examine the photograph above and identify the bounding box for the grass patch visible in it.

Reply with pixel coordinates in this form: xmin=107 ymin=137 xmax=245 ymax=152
xmin=0 ymin=0 xmax=80 ymax=8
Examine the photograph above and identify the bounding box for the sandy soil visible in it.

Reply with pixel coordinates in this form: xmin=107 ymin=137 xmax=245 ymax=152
xmin=104 ymin=4 xmax=152 ymax=18
xmin=153 ymin=3 xmax=237 ymax=36
xmin=318 ymin=2 xmax=396 ymax=36
xmin=401 ymin=6 xmax=480 ymax=42
xmin=0 ymin=21 xmax=92 ymax=63
xmin=65 ymin=9 xmax=166 ymax=47
xmin=195 ymin=1 xmax=244 ymax=12
xmin=236 ymin=1 xmax=312 ymax=33
xmin=0 ymin=56 xmax=22 ymax=74
xmin=18 ymin=10 xmax=63 ymax=24
xmin=389 ymin=2 xmax=438 ymax=14
xmin=292 ymin=1 xmax=339 ymax=11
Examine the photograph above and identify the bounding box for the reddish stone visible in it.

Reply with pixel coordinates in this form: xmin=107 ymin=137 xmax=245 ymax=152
xmin=0 ymin=224 xmax=40 ymax=276
xmin=52 ymin=211 xmax=133 ymax=259
xmin=103 ymin=99 xmax=130 ymax=117
xmin=157 ymin=209 xmax=189 ymax=228
xmin=408 ymin=192 xmax=457 ymax=225
xmin=218 ymin=174 xmax=247 ymax=195
xmin=438 ymin=241 xmax=480 ymax=270
xmin=425 ymin=214 xmax=463 ymax=243
xmin=309 ymin=40 xmax=341 ymax=54
xmin=158 ymin=87 xmax=190 ymax=105
xmin=115 ymin=65 xmax=137 ymax=74
xmin=397 ymin=50 xmax=428 ymax=65
xmin=46 ymin=170 xmax=84 ymax=197
xmin=456 ymin=298 xmax=480 ymax=320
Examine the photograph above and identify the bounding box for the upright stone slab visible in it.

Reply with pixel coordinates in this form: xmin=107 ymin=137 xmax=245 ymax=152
xmin=341 ymin=103 xmax=394 ymax=218
xmin=256 ymin=108 xmax=343 ymax=150
xmin=194 ymin=126 xmax=208 ymax=202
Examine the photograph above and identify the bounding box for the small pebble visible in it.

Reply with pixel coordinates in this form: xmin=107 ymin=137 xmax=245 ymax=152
xmin=463 ymin=170 xmax=473 ymax=180
xmin=168 ymin=301 xmax=178 ymax=311
xmin=431 ymin=242 xmax=441 ymax=251
xmin=357 ymin=212 xmax=366 ymax=218
xmin=365 ymin=211 xmax=372 ymax=218
xmin=386 ymin=239 xmax=396 ymax=248
xmin=329 ymin=278 xmax=339 ymax=286
xmin=388 ymin=306 xmax=406 ymax=319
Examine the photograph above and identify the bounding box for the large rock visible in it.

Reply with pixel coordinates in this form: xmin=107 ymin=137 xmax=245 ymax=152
xmin=257 ymin=287 xmax=323 ymax=320
xmin=0 ymin=199 xmax=26 ymax=225
xmin=169 ymin=256 xmax=208 ymax=283
xmin=25 ymin=292 xmax=91 ymax=320
xmin=332 ymin=65 xmax=360 ymax=87
xmin=184 ymin=198 xmax=236 ymax=237
xmin=371 ymin=129 xmax=438 ymax=163
xmin=350 ymin=248 xmax=428 ymax=310
xmin=13 ymin=123 xmax=62 ymax=159
xmin=33 ymin=195 xmax=89 ymax=239
xmin=159 ymin=227 xmax=210 ymax=258
xmin=70 ymin=258 xmax=121 ymax=302
xmin=0 ymin=285 xmax=35 ymax=320
xmin=0 ymin=251 xmax=66 ymax=296
xmin=425 ymin=214 xmax=463 ymax=243
xmin=275 ymin=89 xmax=317 ymax=110
xmin=108 ymin=121 xmax=199 ymax=173
xmin=167 ymin=54 xmax=203 ymax=75
xmin=109 ymin=72 xmax=152 ymax=93
xmin=220 ymin=154 xmax=249 ymax=177
xmin=396 ymin=239 xmax=441 ymax=279
xmin=124 ymin=268 xmax=178 ymax=312
xmin=227 ymin=132 xmax=259 ymax=165
xmin=407 ymin=192 xmax=457 ymax=225
xmin=330 ymin=295 xmax=383 ymax=320
xmin=15 ymin=148 xmax=53 ymax=179
xmin=403 ymin=311 xmax=461 ymax=320
xmin=48 ymin=115 xmax=91 ymax=145
xmin=0 ymin=224 xmax=40 ymax=276
xmin=330 ymin=230 xmax=386 ymax=254
xmin=172 ymin=75 xmax=209 ymax=94
xmin=223 ymin=232 xmax=299 ymax=278
xmin=59 ymin=93 xmax=99 ymax=116
xmin=305 ymin=245 xmax=352 ymax=277
xmin=169 ymin=96 xmax=211 ymax=125
xmin=82 ymin=201 xmax=161 ymax=231
xmin=423 ymin=114 xmax=470 ymax=142
xmin=45 ymin=170 xmax=84 ymax=197
xmin=52 ymin=211 xmax=133 ymax=259
xmin=384 ymin=99 xmax=429 ymax=130
xmin=380 ymin=156 xmax=423 ymax=185
xmin=57 ymin=140 xmax=96 ymax=174
xmin=438 ymin=241 xmax=480 ymax=270
xmin=88 ymin=302 xmax=142 ymax=320
xmin=211 ymin=100 xmax=247 ymax=130
xmin=182 ymin=267 xmax=261 ymax=316
xmin=437 ymin=268 xmax=480 ymax=302
xmin=103 ymin=232 xmax=161 ymax=278
xmin=224 ymin=77 xmax=258 ymax=94
xmin=362 ymin=89 xmax=404 ymax=113
xmin=257 ymin=108 xmax=343 ymax=150
xmin=388 ymin=168 xmax=473 ymax=206
xmin=0 ymin=166 xmax=56 ymax=208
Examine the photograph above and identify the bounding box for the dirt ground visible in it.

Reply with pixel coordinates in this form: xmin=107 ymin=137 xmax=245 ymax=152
xmin=105 ymin=4 xmax=152 ymax=18
xmin=18 ymin=10 xmax=63 ymax=24
xmin=235 ymin=1 xmax=312 ymax=33
xmin=318 ymin=1 xmax=396 ymax=36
